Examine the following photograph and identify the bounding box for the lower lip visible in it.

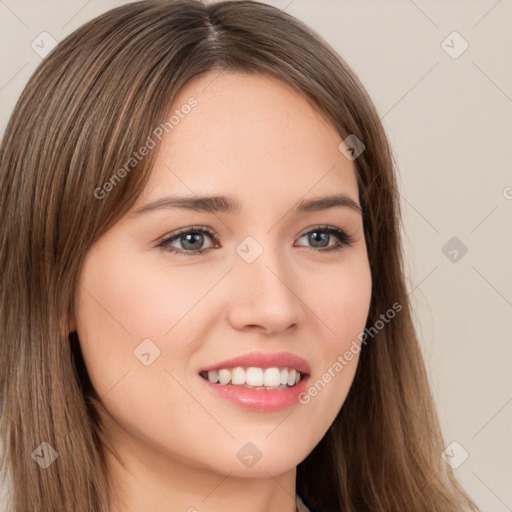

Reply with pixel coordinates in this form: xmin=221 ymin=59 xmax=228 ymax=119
xmin=199 ymin=374 xmax=310 ymax=412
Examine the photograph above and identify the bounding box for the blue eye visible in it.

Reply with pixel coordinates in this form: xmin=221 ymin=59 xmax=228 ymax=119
xmin=157 ymin=226 xmax=218 ymax=256
xmin=157 ymin=225 xmax=354 ymax=256
xmin=295 ymin=226 xmax=354 ymax=253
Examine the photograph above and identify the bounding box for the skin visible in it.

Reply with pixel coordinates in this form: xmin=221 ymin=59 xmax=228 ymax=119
xmin=71 ymin=70 xmax=372 ymax=512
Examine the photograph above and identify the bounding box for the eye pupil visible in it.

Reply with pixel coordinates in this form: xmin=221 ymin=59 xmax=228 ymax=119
xmin=308 ymin=231 xmax=329 ymax=248
xmin=181 ymin=232 xmax=204 ymax=250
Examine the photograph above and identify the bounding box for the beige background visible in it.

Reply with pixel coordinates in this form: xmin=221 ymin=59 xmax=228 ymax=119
xmin=1 ymin=1 xmax=511 ymax=510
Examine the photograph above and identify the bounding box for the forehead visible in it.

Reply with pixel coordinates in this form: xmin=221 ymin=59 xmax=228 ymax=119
xmin=135 ymin=71 xmax=359 ymax=209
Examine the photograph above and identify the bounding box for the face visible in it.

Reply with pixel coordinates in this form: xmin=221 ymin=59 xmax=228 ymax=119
xmin=73 ymin=71 xmax=372 ymax=479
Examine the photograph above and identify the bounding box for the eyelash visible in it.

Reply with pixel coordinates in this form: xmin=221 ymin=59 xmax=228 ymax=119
xmin=157 ymin=225 xmax=355 ymax=257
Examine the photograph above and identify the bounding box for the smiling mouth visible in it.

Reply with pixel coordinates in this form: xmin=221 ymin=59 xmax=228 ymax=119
xmin=199 ymin=366 xmax=307 ymax=390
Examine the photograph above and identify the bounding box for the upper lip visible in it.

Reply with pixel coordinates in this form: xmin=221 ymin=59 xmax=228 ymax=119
xmin=199 ymin=351 xmax=311 ymax=375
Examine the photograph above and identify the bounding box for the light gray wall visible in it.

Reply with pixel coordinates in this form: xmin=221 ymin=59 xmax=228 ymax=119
xmin=1 ymin=1 xmax=511 ymax=510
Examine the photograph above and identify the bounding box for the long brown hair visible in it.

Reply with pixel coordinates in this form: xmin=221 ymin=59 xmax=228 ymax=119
xmin=0 ymin=1 xmax=479 ymax=511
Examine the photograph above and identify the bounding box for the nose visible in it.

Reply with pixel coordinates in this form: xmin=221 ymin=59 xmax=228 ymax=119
xmin=226 ymin=248 xmax=306 ymax=335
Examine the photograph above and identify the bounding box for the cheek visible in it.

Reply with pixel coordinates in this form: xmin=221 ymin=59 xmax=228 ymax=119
xmin=73 ymin=251 xmax=206 ymax=451
xmin=74 ymin=247 xmax=218 ymax=397
xmin=75 ymin=248 xmax=207 ymax=343
xmin=308 ymin=251 xmax=372 ymax=351
xmin=295 ymin=251 xmax=371 ymax=425
xmin=73 ymin=253 xmax=160 ymax=393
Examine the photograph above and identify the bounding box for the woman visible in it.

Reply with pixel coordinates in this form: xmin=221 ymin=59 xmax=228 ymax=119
xmin=0 ymin=1 xmax=480 ymax=511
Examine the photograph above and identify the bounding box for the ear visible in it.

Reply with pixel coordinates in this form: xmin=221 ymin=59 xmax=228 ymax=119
xmin=67 ymin=314 xmax=77 ymax=334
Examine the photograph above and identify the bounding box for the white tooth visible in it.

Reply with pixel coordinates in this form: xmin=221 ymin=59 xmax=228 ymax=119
xmin=263 ymin=367 xmax=281 ymax=387
xmin=218 ymin=369 xmax=231 ymax=385
xmin=231 ymin=367 xmax=246 ymax=385
xmin=287 ymin=369 xmax=297 ymax=386
xmin=210 ymin=366 xmax=302 ymax=387
xmin=246 ymin=367 xmax=263 ymax=386
xmin=208 ymin=370 xmax=219 ymax=383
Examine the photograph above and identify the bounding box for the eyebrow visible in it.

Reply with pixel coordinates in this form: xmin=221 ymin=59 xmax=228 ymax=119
xmin=133 ymin=193 xmax=362 ymax=216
